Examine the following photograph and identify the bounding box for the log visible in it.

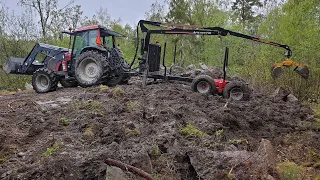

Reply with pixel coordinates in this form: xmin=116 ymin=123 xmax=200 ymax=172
xmin=105 ymin=158 xmax=156 ymax=180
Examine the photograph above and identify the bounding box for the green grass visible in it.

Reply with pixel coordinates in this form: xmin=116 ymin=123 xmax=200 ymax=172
xmin=42 ymin=142 xmax=63 ymax=157
xmin=60 ymin=116 xmax=69 ymax=126
xmin=0 ymin=153 xmax=8 ymax=164
xmin=126 ymin=101 xmax=139 ymax=112
xmin=180 ymin=124 xmax=209 ymax=138
xmin=276 ymin=162 xmax=306 ymax=180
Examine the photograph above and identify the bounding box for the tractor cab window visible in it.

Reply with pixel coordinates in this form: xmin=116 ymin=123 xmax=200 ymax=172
xmin=72 ymin=31 xmax=88 ymax=57
xmin=104 ymin=36 xmax=114 ymax=48
xmin=89 ymin=30 xmax=98 ymax=47
xmin=72 ymin=29 xmax=99 ymax=58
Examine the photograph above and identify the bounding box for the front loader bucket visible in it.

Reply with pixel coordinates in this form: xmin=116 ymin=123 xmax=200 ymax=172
xmin=294 ymin=66 xmax=309 ymax=79
xmin=271 ymin=66 xmax=284 ymax=79
xmin=2 ymin=57 xmax=25 ymax=74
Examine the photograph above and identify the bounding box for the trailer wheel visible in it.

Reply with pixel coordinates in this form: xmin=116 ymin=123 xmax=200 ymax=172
xmin=32 ymin=68 xmax=58 ymax=93
xmin=60 ymin=79 xmax=78 ymax=88
xmin=75 ymin=51 xmax=109 ymax=87
xmin=191 ymin=75 xmax=217 ymax=95
xmin=223 ymin=81 xmax=250 ymax=101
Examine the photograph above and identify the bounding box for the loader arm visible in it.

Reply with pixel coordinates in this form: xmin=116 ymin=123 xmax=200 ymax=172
xmin=137 ymin=20 xmax=309 ymax=79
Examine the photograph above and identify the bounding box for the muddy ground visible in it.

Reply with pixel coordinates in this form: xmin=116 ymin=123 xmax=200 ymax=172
xmin=0 ymin=78 xmax=319 ymax=180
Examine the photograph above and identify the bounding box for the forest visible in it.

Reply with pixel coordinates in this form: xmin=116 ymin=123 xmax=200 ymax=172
xmin=0 ymin=0 xmax=319 ymax=101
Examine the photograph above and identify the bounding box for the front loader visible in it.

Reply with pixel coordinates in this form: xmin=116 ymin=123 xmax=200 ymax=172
xmin=2 ymin=25 xmax=130 ymax=93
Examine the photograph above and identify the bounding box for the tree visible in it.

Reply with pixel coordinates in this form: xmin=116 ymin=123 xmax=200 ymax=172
xmin=20 ymin=0 xmax=59 ymax=39
xmin=231 ymin=0 xmax=263 ymax=26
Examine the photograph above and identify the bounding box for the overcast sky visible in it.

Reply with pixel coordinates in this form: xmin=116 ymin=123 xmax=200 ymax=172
xmin=2 ymin=0 xmax=163 ymax=26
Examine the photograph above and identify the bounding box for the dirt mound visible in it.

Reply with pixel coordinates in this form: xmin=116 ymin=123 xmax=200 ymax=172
xmin=0 ymin=81 xmax=319 ymax=179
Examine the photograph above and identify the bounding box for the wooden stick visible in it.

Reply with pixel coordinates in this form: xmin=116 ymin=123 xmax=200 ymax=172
xmin=105 ymin=158 xmax=156 ymax=180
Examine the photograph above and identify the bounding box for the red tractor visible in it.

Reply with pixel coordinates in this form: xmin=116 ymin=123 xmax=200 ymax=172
xmin=3 ymin=25 xmax=130 ymax=93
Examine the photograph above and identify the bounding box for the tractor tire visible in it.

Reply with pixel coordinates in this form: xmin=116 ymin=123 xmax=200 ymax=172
xmin=103 ymin=51 xmax=131 ymax=87
xmin=191 ymin=75 xmax=217 ymax=95
xmin=223 ymin=81 xmax=250 ymax=101
xmin=60 ymin=78 xmax=78 ymax=88
xmin=32 ymin=68 xmax=58 ymax=93
xmin=74 ymin=51 xmax=109 ymax=87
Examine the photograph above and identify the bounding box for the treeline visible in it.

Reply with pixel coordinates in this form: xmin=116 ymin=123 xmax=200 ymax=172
xmin=0 ymin=0 xmax=319 ymax=101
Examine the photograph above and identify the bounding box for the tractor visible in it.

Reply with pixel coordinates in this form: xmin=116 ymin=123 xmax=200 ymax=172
xmin=3 ymin=25 xmax=130 ymax=93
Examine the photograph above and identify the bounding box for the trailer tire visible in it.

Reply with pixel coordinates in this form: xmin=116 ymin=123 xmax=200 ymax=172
xmin=223 ymin=81 xmax=250 ymax=101
xmin=32 ymin=68 xmax=58 ymax=93
xmin=191 ymin=75 xmax=217 ymax=95
xmin=75 ymin=50 xmax=109 ymax=87
xmin=60 ymin=79 xmax=78 ymax=88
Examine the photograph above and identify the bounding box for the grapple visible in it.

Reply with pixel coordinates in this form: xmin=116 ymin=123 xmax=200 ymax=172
xmin=271 ymin=59 xmax=309 ymax=79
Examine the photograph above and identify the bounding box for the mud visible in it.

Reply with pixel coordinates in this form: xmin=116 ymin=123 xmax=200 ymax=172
xmin=0 ymin=79 xmax=319 ymax=179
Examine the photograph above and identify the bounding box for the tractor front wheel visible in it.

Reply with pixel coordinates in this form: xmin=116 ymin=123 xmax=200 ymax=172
xmin=75 ymin=51 xmax=109 ymax=87
xmin=191 ymin=75 xmax=217 ymax=95
xmin=32 ymin=68 xmax=58 ymax=93
xmin=223 ymin=81 xmax=250 ymax=101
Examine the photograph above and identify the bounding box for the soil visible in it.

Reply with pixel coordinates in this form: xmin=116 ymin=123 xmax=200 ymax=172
xmin=0 ymin=77 xmax=319 ymax=180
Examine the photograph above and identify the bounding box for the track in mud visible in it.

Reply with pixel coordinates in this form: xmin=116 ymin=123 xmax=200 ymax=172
xmin=0 ymin=80 xmax=319 ymax=179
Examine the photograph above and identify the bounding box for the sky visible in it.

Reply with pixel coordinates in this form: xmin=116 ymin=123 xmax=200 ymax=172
xmin=2 ymin=0 xmax=163 ymax=26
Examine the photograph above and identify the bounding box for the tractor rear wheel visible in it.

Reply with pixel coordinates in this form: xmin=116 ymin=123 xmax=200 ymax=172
xmin=60 ymin=78 xmax=78 ymax=88
xmin=223 ymin=81 xmax=250 ymax=101
xmin=32 ymin=68 xmax=58 ymax=93
xmin=103 ymin=57 xmax=130 ymax=87
xmin=75 ymin=51 xmax=109 ymax=87
xmin=191 ymin=75 xmax=217 ymax=95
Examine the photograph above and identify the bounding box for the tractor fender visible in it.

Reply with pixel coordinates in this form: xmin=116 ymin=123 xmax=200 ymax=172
xmin=80 ymin=46 xmax=107 ymax=55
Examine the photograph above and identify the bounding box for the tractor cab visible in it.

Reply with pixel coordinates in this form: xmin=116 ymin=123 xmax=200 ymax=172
xmin=61 ymin=25 xmax=125 ymax=58
xmin=71 ymin=25 xmax=124 ymax=58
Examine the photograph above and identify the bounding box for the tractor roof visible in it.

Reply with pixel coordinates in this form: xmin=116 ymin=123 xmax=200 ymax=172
xmin=74 ymin=25 xmax=125 ymax=37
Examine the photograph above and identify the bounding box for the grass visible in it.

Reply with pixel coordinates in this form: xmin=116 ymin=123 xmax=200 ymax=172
xmin=83 ymin=126 xmax=94 ymax=137
xmin=73 ymin=99 xmax=103 ymax=114
xmin=126 ymin=101 xmax=139 ymax=112
xmin=99 ymin=85 xmax=109 ymax=92
xmin=180 ymin=124 xmax=209 ymax=138
xmin=125 ymin=128 xmax=141 ymax=137
xmin=229 ymin=138 xmax=248 ymax=144
xmin=276 ymin=161 xmax=306 ymax=180
xmin=151 ymin=144 xmax=161 ymax=157
xmin=0 ymin=153 xmax=8 ymax=164
xmin=113 ymin=87 xmax=125 ymax=97
xmin=42 ymin=142 xmax=63 ymax=157
xmin=60 ymin=116 xmax=69 ymax=126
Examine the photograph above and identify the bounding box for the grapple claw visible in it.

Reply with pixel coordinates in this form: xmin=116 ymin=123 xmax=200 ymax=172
xmin=271 ymin=66 xmax=284 ymax=79
xmin=294 ymin=66 xmax=309 ymax=79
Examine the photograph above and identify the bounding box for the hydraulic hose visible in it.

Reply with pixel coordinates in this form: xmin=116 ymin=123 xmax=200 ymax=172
xmin=130 ymin=22 xmax=140 ymax=68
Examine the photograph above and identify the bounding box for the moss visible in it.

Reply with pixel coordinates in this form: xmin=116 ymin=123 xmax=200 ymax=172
xmin=180 ymin=124 xmax=209 ymax=138
xmin=43 ymin=142 xmax=63 ymax=157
